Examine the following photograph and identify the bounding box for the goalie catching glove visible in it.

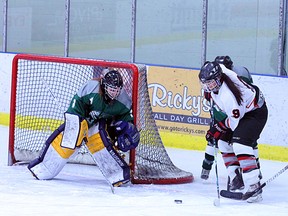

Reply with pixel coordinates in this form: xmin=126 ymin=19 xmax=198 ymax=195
xmin=206 ymin=119 xmax=228 ymax=142
xmin=111 ymin=120 xmax=140 ymax=152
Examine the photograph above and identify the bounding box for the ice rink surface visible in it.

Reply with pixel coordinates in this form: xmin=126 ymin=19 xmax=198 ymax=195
xmin=0 ymin=126 xmax=287 ymax=216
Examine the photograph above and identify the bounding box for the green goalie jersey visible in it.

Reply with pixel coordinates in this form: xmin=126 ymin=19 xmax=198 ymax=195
xmin=212 ymin=105 xmax=227 ymax=123
xmin=66 ymin=79 xmax=134 ymax=125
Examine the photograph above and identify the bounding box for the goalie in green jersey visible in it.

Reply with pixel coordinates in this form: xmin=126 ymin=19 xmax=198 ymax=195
xmin=28 ymin=69 xmax=140 ymax=187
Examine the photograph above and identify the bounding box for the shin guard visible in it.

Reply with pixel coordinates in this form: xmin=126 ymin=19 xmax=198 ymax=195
xmin=88 ymin=119 xmax=130 ymax=186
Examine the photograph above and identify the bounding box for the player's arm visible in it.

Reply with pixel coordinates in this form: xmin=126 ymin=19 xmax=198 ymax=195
xmin=205 ymin=96 xmax=239 ymax=142
xmin=66 ymin=94 xmax=88 ymax=117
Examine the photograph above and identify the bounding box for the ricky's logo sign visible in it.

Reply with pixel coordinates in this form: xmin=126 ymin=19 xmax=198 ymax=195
xmin=148 ymin=83 xmax=210 ymax=117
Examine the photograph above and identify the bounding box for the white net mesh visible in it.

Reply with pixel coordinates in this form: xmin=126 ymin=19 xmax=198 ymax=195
xmin=10 ymin=54 xmax=193 ymax=184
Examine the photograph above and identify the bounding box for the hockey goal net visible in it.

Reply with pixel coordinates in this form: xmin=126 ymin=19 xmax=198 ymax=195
xmin=9 ymin=54 xmax=193 ymax=184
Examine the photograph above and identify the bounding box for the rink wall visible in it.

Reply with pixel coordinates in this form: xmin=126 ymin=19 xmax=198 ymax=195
xmin=0 ymin=53 xmax=288 ymax=161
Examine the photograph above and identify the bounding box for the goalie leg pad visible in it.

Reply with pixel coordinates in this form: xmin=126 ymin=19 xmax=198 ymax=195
xmin=27 ymin=118 xmax=86 ymax=180
xmin=92 ymin=147 xmax=130 ymax=186
xmin=86 ymin=124 xmax=105 ymax=154
xmin=86 ymin=133 xmax=105 ymax=154
xmin=28 ymin=124 xmax=69 ymax=179
xmin=28 ymin=143 xmax=69 ymax=180
xmin=90 ymin=119 xmax=130 ymax=186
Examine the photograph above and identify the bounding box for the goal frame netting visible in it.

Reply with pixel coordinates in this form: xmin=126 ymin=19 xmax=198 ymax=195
xmin=9 ymin=54 xmax=194 ymax=184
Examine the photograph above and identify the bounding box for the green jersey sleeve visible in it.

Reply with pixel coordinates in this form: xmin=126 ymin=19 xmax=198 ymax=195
xmin=212 ymin=105 xmax=227 ymax=122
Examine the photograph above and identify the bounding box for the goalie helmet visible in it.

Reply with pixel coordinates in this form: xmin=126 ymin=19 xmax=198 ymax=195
xmin=100 ymin=70 xmax=123 ymax=103
xmin=199 ymin=61 xmax=223 ymax=93
xmin=214 ymin=55 xmax=233 ymax=70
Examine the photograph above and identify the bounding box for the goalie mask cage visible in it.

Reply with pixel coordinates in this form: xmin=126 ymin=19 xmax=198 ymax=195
xmin=9 ymin=54 xmax=193 ymax=184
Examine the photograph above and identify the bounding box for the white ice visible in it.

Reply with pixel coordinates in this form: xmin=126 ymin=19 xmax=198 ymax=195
xmin=0 ymin=125 xmax=287 ymax=216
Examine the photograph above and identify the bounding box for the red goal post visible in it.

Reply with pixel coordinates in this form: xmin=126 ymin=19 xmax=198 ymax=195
xmin=9 ymin=54 xmax=194 ymax=184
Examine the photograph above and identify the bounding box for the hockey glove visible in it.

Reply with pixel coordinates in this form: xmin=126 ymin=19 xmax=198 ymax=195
xmin=204 ymin=91 xmax=211 ymax=101
xmin=111 ymin=121 xmax=140 ymax=152
xmin=112 ymin=120 xmax=129 ymax=134
xmin=206 ymin=120 xmax=228 ymax=142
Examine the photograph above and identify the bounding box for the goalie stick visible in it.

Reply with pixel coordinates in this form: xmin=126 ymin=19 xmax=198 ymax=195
xmin=82 ymin=140 xmax=115 ymax=194
xmin=220 ymin=164 xmax=288 ymax=200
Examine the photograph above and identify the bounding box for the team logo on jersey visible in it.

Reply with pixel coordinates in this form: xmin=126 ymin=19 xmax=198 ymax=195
xmin=89 ymin=111 xmax=101 ymax=119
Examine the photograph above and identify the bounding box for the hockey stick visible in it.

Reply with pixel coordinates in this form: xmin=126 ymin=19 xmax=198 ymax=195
xmin=82 ymin=139 xmax=115 ymax=194
xmin=220 ymin=164 xmax=288 ymax=200
xmin=210 ymin=98 xmax=220 ymax=206
xmin=213 ymin=138 xmax=220 ymax=206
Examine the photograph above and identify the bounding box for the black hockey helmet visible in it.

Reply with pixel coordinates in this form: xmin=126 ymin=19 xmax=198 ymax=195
xmin=214 ymin=55 xmax=233 ymax=70
xmin=100 ymin=70 xmax=123 ymax=103
xmin=199 ymin=61 xmax=223 ymax=92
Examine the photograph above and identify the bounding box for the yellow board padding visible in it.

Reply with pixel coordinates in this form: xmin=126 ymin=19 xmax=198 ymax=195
xmin=0 ymin=113 xmax=9 ymax=126
xmin=2 ymin=111 xmax=287 ymax=162
xmin=51 ymin=133 xmax=75 ymax=159
xmin=4 ymin=112 xmax=63 ymax=131
xmin=160 ymin=131 xmax=288 ymax=162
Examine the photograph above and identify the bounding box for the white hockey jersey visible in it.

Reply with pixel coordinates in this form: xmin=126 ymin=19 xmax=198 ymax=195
xmin=211 ymin=65 xmax=259 ymax=131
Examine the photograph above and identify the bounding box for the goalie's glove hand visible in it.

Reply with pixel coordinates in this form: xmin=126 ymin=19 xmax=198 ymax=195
xmin=206 ymin=120 xmax=228 ymax=142
xmin=111 ymin=121 xmax=140 ymax=152
xmin=111 ymin=120 xmax=129 ymax=135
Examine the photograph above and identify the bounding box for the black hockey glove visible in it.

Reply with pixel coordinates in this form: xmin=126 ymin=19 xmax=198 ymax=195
xmin=204 ymin=91 xmax=211 ymax=101
xmin=205 ymin=120 xmax=228 ymax=142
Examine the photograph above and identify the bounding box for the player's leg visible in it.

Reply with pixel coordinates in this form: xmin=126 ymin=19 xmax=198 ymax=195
xmin=86 ymin=119 xmax=131 ymax=186
xmin=215 ymin=129 xmax=244 ymax=191
xmin=202 ymin=106 xmax=228 ymax=180
xmin=253 ymin=145 xmax=262 ymax=179
xmin=28 ymin=113 xmax=88 ymax=180
xmin=201 ymin=141 xmax=215 ymax=180
xmin=232 ymin=142 xmax=261 ymax=202
xmin=232 ymin=104 xmax=268 ymax=203
xmin=218 ymin=139 xmax=244 ymax=191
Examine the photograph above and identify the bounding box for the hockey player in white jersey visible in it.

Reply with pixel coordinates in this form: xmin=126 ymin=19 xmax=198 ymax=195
xmin=201 ymin=56 xmax=260 ymax=184
xmin=199 ymin=61 xmax=268 ymax=203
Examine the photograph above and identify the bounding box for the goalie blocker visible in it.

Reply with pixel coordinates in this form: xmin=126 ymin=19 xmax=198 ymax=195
xmin=28 ymin=113 xmax=139 ymax=186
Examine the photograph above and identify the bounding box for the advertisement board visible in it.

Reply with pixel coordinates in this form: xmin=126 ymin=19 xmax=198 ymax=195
xmin=147 ymin=66 xmax=210 ymax=147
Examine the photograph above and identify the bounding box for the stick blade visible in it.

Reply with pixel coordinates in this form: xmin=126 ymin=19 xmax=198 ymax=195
xmin=220 ymin=190 xmax=243 ymax=200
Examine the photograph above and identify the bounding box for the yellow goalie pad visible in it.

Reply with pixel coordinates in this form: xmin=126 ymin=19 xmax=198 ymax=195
xmin=86 ymin=133 xmax=105 ymax=154
xmin=51 ymin=119 xmax=105 ymax=159
xmin=51 ymin=133 xmax=73 ymax=159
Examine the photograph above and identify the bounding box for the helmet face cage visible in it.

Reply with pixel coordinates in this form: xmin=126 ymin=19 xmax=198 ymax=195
xmin=200 ymin=76 xmax=222 ymax=92
xmin=101 ymin=70 xmax=123 ymax=102
xmin=199 ymin=61 xmax=223 ymax=92
xmin=214 ymin=55 xmax=233 ymax=70
xmin=105 ymin=84 xmax=122 ymax=100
